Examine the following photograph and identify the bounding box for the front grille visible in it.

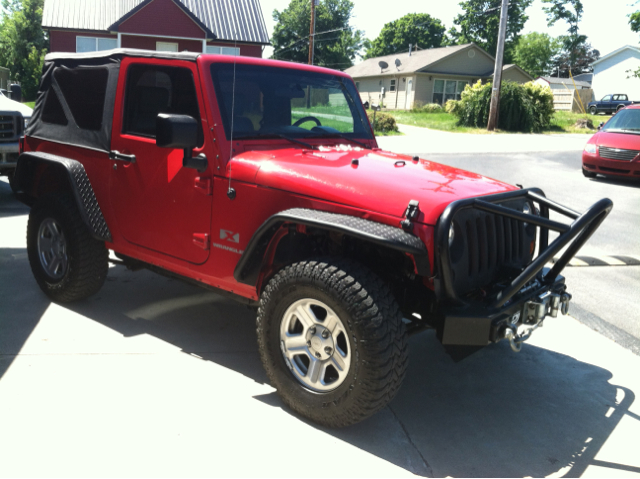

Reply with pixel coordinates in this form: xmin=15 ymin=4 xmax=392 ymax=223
xmin=599 ymin=146 xmax=640 ymax=161
xmin=0 ymin=114 xmax=18 ymax=141
xmin=448 ymin=200 xmax=535 ymax=297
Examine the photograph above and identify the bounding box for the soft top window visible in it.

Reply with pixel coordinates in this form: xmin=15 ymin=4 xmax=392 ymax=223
xmin=53 ymin=67 xmax=109 ymax=131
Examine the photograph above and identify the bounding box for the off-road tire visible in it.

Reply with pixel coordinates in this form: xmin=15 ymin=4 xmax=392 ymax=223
xmin=589 ymin=106 xmax=597 ymax=115
xmin=27 ymin=194 xmax=108 ymax=302
xmin=6 ymin=170 xmax=18 ymax=193
xmin=257 ymin=259 xmax=408 ymax=428
xmin=582 ymin=166 xmax=597 ymax=178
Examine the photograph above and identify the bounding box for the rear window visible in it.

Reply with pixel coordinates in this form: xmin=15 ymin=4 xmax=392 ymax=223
xmin=50 ymin=67 xmax=109 ymax=130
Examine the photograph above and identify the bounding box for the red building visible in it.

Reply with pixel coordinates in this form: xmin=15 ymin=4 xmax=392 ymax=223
xmin=43 ymin=0 xmax=270 ymax=57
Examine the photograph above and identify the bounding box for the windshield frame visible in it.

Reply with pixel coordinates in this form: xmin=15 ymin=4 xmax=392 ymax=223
xmin=209 ymin=62 xmax=374 ymax=143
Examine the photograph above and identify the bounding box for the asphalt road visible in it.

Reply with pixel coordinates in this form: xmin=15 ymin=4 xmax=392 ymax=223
xmin=419 ymin=150 xmax=640 ymax=354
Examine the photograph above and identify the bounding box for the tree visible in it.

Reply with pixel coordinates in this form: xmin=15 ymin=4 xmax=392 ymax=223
xmin=541 ymin=0 xmax=587 ymax=72
xmin=513 ymin=32 xmax=562 ymax=77
xmin=0 ymin=0 xmax=48 ymax=101
xmin=550 ymin=41 xmax=599 ymax=77
xmin=449 ymin=0 xmax=533 ymax=61
xmin=271 ymin=0 xmax=365 ymax=70
xmin=364 ymin=13 xmax=446 ymax=59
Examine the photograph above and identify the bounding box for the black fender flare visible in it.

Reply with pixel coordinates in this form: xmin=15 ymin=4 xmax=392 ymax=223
xmin=233 ymin=208 xmax=429 ymax=286
xmin=14 ymin=151 xmax=112 ymax=242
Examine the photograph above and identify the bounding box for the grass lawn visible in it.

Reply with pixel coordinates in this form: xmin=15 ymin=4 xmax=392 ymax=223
xmin=24 ymin=101 xmax=35 ymax=109
xmin=386 ymin=110 xmax=611 ymax=134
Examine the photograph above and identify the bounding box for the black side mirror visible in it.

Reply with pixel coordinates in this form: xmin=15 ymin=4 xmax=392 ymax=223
xmin=598 ymin=122 xmax=604 ymax=131
xmin=156 ymin=114 xmax=207 ymax=172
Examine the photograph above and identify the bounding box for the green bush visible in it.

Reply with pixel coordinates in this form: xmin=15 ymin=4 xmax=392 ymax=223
xmin=447 ymin=80 xmax=554 ymax=132
xmin=366 ymin=111 xmax=398 ymax=132
xmin=412 ymin=102 xmax=444 ymax=113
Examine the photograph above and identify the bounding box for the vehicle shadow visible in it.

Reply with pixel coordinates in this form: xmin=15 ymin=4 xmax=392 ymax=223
xmin=588 ymin=175 xmax=640 ymax=189
xmin=0 ymin=180 xmax=29 ymax=218
xmin=43 ymin=264 xmax=637 ymax=478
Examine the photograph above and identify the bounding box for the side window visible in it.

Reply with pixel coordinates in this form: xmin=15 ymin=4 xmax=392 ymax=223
xmin=42 ymin=90 xmax=68 ymax=126
xmin=602 ymin=95 xmax=611 ymax=102
xmin=621 ymin=95 xmax=628 ymax=101
xmin=53 ymin=67 xmax=109 ymax=130
xmin=613 ymin=95 xmax=620 ymax=101
xmin=123 ymin=64 xmax=203 ymax=145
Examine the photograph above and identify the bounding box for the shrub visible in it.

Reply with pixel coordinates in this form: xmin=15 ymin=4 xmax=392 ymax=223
xmin=366 ymin=111 xmax=398 ymax=132
xmin=448 ymin=80 xmax=554 ymax=132
xmin=420 ymin=103 xmax=444 ymax=113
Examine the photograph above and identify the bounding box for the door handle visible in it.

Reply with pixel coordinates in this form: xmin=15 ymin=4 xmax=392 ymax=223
xmin=109 ymin=150 xmax=136 ymax=163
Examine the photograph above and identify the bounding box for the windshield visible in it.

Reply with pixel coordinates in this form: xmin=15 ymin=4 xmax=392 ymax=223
xmin=601 ymin=109 xmax=640 ymax=133
xmin=210 ymin=63 xmax=373 ymax=141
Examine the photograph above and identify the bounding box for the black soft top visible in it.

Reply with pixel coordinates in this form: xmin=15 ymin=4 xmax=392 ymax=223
xmin=26 ymin=49 xmax=201 ymax=153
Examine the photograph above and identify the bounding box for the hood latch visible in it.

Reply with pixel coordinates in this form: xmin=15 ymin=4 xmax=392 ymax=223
xmin=400 ymin=200 xmax=419 ymax=231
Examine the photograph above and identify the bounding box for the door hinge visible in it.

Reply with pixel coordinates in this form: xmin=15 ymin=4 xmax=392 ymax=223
xmin=194 ymin=177 xmax=212 ymax=195
xmin=193 ymin=233 xmax=210 ymax=250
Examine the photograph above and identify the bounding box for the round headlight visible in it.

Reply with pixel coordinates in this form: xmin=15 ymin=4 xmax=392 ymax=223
xmin=448 ymin=222 xmax=455 ymax=246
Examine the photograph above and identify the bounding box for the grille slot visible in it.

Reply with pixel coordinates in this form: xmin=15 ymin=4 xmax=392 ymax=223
xmin=599 ymin=146 xmax=639 ymax=161
xmin=0 ymin=114 xmax=17 ymax=140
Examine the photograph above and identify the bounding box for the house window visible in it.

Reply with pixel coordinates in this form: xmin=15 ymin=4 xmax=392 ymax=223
xmin=157 ymin=42 xmax=179 ymax=52
xmin=206 ymin=46 xmax=240 ymax=56
xmin=432 ymin=79 xmax=468 ymax=105
xmin=355 ymin=81 xmax=360 ymax=91
xmin=390 ymin=79 xmax=396 ymax=92
xmin=76 ymin=36 xmax=117 ymax=53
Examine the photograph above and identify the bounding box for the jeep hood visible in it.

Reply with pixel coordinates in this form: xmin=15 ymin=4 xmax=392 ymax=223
xmin=230 ymin=146 xmax=516 ymax=225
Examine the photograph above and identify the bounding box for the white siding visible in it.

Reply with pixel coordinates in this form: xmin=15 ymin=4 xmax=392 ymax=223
xmin=592 ymin=48 xmax=640 ymax=100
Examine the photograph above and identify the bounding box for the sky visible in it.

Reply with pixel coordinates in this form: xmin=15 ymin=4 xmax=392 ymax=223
xmin=259 ymin=0 xmax=640 ymax=61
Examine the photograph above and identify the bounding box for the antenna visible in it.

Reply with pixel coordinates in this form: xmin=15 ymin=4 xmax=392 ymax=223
xmin=227 ymin=26 xmax=239 ymax=200
xmin=378 ymin=60 xmax=388 ymax=73
xmin=395 ymin=58 xmax=401 ymax=70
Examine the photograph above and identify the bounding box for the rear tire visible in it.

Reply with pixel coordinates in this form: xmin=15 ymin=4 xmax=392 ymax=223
xmin=257 ymin=259 xmax=408 ymax=428
xmin=582 ymin=166 xmax=597 ymax=178
xmin=27 ymin=194 xmax=108 ymax=302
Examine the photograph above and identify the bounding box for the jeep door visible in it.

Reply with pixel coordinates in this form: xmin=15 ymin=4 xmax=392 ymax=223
xmin=109 ymin=58 xmax=213 ymax=264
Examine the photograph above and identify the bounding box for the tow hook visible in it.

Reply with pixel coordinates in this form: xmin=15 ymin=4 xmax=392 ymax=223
xmin=501 ymin=290 xmax=572 ymax=352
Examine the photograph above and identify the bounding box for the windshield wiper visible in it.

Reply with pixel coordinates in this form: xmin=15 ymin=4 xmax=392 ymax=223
xmin=309 ymin=133 xmax=371 ymax=149
xmin=257 ymin=133 xmax=315 ymax=149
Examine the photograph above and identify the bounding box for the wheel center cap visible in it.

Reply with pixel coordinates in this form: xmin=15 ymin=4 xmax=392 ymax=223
xmin=307 ymin=326 xmax=334 ymax=360
xmin=311 ymin=336 xmax=323 ymax=350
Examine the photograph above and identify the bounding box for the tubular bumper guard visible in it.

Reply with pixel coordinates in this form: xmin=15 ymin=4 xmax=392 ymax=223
xmin=435 ymin=188 xmax=613 ymax=347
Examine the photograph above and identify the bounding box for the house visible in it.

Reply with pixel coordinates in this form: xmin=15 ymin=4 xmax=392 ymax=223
xmin=591 ymin=45 xmax=640 ymax=101
xmin=42 ymin=0 xmax=270 ymax=57
xmin=572 ymin=73 xmax=593 ymax=85
xmin=344 ymin=43 xmax=533 ymax=110
xmin=534 ymin=76 xmax=591 ymax=90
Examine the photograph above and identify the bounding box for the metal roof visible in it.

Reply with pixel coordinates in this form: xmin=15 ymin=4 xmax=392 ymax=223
xmin=42 ymin=0 xmax=269 ymax=44
xmin=537 ymin=76 xmax=592 ymax=88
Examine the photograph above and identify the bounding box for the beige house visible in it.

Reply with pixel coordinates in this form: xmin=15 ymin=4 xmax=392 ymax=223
xmin=344 ymin=43 xmax=533 ymax=110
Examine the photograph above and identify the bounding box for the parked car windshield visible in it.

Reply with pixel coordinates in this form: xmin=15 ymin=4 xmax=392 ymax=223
xmin=210 ymin=63 xmax=373 ymax=141
xmin=601 ymin=109 xmax=640 ymax=133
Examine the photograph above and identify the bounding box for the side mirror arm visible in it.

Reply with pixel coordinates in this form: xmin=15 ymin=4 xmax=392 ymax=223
xmin=183 ymin=148 xmax=208 ymax=172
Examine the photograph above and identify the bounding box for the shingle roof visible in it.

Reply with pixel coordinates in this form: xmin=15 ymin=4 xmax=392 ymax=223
xmin=42 ymin=0 xmax=269 ymax=44
xmin=537 ymin=76 xmax=592 ymax=88
xmin=344 ymin=43 xmax=479 ymax=77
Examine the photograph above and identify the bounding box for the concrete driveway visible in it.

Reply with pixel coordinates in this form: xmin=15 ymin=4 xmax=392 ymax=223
xmin=1 ymin=173 xmax=640 ymax=477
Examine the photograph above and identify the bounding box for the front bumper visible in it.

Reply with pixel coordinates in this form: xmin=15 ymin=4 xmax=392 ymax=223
xmin=583 ymin=151 xmax=640 ymax=178
xmin=0 ymin=142 xmax=20 ymax=170
xmin=434 ymin=188 xmax=613 ymax=348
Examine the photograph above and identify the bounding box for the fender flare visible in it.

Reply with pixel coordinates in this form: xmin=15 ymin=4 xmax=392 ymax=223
xmin=233 ymin=208 xmax=429 ymax=286
xmin=14 ymin=151 xmax=112 ymax=242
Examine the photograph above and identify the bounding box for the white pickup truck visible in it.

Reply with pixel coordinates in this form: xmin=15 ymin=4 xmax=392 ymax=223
xmin=1 ymin=90 xmax=32 ymax=191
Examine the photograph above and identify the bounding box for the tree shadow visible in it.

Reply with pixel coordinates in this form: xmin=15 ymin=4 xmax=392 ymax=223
xmin=29 ymin=264 xmax=634 ymax=478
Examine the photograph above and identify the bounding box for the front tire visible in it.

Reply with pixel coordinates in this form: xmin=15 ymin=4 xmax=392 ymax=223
xmin=27 ymin=194 xmax=108 ymax=302
xmin=589 ymin=106 xmax=597 ymax=115
xmin=257 ymin=259 xmax=408 ymax=428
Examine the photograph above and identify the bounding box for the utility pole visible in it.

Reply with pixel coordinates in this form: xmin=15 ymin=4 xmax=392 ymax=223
xmin=487 ymin=0 xmax=509 ymax=131
xmin=308 ymin=0 xmax=317 ymax=65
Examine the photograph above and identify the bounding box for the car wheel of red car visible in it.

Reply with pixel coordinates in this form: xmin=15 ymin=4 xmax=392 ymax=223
xmin=582 ymin=167 xmax=597 ymax=179
xmin=27 ymin=194 xmax=108 ymax=303
xmin=257 ymin=258 xmax=408 ymax=428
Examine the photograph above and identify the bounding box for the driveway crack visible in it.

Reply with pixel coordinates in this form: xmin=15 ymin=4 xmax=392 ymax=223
xmin=388 ymin=404 xmax=434 ymax=477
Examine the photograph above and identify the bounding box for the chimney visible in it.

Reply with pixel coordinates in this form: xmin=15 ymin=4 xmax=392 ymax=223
xmin=409 ymin=44 xmax=412 ymax=56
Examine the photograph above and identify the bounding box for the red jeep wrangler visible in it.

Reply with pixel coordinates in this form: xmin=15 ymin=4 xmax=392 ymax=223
xmin=14 ymin=50 xmax=612 ymax=427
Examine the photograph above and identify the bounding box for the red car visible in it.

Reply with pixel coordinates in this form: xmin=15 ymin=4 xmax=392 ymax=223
xmin=13 ymin=50 xmax=612 ymax=427
xmin=583 ymin=104 xmax=640 ymax=179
